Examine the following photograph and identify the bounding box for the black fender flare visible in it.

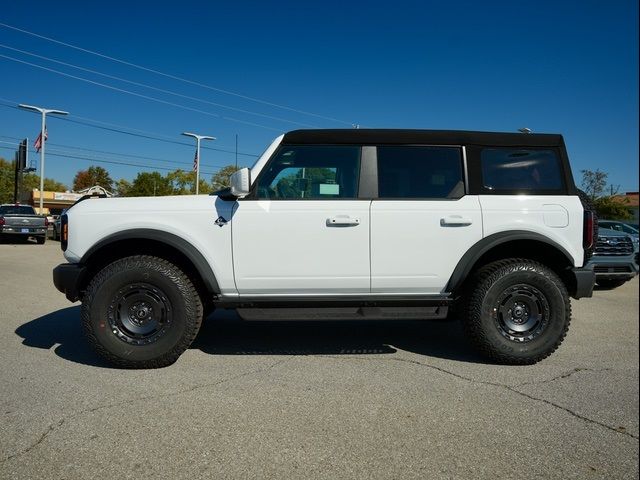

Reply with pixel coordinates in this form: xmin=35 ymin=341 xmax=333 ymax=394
xmin=80 ymin=229 xmax=221 ymax=293
xmin=446 ymin=230 xmax=575 ymax=292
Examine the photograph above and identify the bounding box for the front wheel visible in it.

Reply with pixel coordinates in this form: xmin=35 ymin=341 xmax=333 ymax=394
xmin=462 ymin=259 xmax=570 ymax=365
xmin=82 ymin=255 xmax=203 ymax=368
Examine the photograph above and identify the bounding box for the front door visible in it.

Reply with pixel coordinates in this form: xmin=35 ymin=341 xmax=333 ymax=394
xmin=232 ymin=144 xmax=370 ymax=295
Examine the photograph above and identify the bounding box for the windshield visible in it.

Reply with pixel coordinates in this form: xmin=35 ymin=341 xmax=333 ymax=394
xmin=0 ymin=205 xmax=36 ymax=215
xmin=601 ymin=221 xmax=639 ymax=235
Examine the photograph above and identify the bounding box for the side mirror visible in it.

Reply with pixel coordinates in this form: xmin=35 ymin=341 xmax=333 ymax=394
xmin=230 ymin=168 xmax=251 ymax=197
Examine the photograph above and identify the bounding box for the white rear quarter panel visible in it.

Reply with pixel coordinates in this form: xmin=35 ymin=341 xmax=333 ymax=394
xmin=480 ymin=195 xmax=584 ymax=267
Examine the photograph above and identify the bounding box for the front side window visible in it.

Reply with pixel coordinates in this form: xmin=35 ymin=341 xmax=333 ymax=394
xmin=377 ymin=146 xmax=464 ymax=199
xmin=480 ymin=148 xmax=564 ymax=192
xmin=255 ymin=145 xmax=360 ymax=199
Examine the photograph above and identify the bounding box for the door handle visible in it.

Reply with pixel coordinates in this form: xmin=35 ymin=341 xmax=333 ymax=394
xmin=327 ymin=216 xmax=360 ymax=226
xmin=440 ymin=215 xmax=473 ymax=226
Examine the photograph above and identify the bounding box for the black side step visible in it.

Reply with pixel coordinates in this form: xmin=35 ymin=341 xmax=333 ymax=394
xmin=214 ymin=294 xmax=451 ymax=309
xmin=235 ymin=306 xmax=449 ymax=321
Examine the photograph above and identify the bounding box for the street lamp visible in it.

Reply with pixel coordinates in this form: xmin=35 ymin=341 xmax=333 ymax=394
xmin=182 ymin=132 xmax=215 ymax=195
xmin=18 ymin=104 xmax=69 ymax=213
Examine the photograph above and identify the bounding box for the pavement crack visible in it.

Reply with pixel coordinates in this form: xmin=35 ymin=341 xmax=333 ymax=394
xmin=0 ymin=358 xmax=291 ymax=464
xmin=513 ymin=367 xmax=611 ymax=388
xmin=311 ymin=354 xmax=638 ymax=440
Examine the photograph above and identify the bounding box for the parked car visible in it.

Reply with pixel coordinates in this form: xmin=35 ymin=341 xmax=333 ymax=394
xmin=52 ymin=210 xmax=66 ymax=241
xmin=598 ymin=220 xmax=639 ymax=250
xmin=53 ymin=129 xmax=596 ymax=368
xmin=0 ymin=204 xmax=48 ymax=244
xmin=586 ymin=227 xmax=639 ymax=288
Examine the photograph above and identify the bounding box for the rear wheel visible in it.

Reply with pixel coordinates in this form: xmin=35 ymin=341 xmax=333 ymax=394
xmin=463 ymin=259 xmax=570 ymax=365
xmin=82 ymin=255 xmax=203 ymax=368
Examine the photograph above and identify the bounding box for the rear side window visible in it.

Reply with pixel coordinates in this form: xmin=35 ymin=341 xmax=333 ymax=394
xmin=480 ymin=148 xmax=564 ymax=193
xmin=377 ymin=146 xmax=464 ymax=199
xmin=255 ymin=145 xmax=360 ymax=200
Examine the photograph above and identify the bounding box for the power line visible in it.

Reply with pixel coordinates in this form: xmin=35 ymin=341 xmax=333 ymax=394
xmin=0 ymin=143 xmax=221 ymax=176
xmin=0 ymin=43 xmax=318 ymax=128
xmin=0 ymin=21 xmax=355 ymax=126
xmin=0 ymin=99 xmax=260 ymax=157
xmin=0 ymin=53 xmax=284 ymax=132
xmin=0 ymin=135 xmax=228 ymax=170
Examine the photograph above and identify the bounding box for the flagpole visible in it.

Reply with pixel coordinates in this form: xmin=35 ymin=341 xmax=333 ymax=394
xmin=39 ymin=111 xmax=45 ymax=213
xmin=18 ymin=104 xmax=68 ymax=213
xmin=195 ymin=137 xmax=201 ymax=195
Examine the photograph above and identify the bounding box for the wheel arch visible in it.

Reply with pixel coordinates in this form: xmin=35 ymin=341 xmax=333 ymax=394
xmin=79 ymin=229 xmax=220 ymax=298
xmin=447 ymin=231 xmax=576 ymax=294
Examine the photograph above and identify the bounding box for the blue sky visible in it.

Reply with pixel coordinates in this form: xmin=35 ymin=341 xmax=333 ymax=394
xmin=0 ymin=0 xmax=638 ymax=192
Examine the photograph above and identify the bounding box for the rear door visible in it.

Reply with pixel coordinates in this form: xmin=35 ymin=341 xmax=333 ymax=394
xmin=370 ymin=146 xmax=483 ymax=293
xmin=232 ymin=144 xmax=371 ymax=295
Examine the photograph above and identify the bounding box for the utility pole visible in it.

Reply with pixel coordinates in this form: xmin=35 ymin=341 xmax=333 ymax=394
xmin=182 ymin=132 xmax=215 ymax=195
xmin=235 ymin=134 xmax=238 ymax=169
xmin=18 ymin=104 xmax=68 ymax=213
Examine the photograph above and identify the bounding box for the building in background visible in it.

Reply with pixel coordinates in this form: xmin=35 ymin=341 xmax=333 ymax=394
xmin=24 ymin=185 xmax=113 ymax=215
xmin=612 ymin=192 xmax=639 ymax=223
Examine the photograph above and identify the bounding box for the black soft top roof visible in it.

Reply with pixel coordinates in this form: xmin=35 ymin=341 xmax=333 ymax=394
xmin=282 ymin=129 xmax=564 ymax=148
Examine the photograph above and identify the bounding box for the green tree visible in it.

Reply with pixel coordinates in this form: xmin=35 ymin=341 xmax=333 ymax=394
xmin=165 ymin=169 xmax=210 ymax=194
xmin=128 ymin=171 xmax=172 ymax=197
xmin=593 ymin=196 xmax=633 ymax=220
xmin=73 ymin=166 xmax=114 ymax=191
xmin=114 ymin=178 xmax=132 ymax=197
xmin=22 ymin=173 xmax=67 ymax=192
xmin=581 ymin=169 xmax=608 ymax=201
xmin=211 ymin=165 xmax=240 ymax=190
xmin=0 ymin=157 xmax=68 ymax=203
xmin=0 ymin=157 xmax=15 ymax=203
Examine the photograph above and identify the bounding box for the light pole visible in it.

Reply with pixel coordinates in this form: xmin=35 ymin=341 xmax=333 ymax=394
xmin=18 ymin=104 xmax=68 ymax=213
xmin=182 ymin=132 xmax=215 ymax=195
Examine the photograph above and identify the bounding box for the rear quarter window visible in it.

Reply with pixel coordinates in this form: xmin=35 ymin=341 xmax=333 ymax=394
xmin=480 ymin=148 xmax=565 ymax=194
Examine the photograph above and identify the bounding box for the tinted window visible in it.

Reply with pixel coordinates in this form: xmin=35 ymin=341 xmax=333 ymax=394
xmin=481 ymin=148 xmax=564 ymax=192
xmin=0 ymin=205 xmax=36 ymax=215
xmin=377 ymin=146 xmax=464 ymax=199
xmin=256 ymin=145 xmax=360 ymax=199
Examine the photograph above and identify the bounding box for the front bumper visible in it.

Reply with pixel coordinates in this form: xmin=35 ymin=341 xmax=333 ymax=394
xmin=53 ymin=263 xmax=86 ymax=302
xmin=571 ymin=267 xmax=596 ymax=299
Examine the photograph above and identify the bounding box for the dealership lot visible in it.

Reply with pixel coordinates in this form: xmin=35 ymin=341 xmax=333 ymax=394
xmin=0 ymin=241 xmax=638 ymax=479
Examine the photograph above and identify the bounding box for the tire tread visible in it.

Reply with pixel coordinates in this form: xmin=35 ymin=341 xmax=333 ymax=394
xmin=82 ymin=255 xmax=203 ymax=369
xmin=462 ymin=258 xmax=571 ymax=365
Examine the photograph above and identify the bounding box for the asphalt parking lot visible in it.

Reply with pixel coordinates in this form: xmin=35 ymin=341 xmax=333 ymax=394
xmin=0 ymin=240 xmax=638 ymax=479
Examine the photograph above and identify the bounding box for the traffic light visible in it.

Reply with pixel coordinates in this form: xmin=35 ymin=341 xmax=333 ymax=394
xmin=17 ymin=139 xmax=27 ymax=170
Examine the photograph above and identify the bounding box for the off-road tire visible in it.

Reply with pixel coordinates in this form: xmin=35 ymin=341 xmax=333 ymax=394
xmin=596 ymin=278 xmax=627 ymax=289
xmin=463 ymin=259 xmax=571 ymax=365
xmin=82 ymin=255 xmax=203 ymax=368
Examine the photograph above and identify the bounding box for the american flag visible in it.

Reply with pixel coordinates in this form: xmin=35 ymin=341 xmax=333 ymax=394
xmin=193 ymin=148 xmax=199 ymax=172
xmin=34 ymin=127 xmax=48 ymax=153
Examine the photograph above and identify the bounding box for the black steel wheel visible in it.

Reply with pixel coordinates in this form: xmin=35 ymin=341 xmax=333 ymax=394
xmin=463 ymin=259 xmax=570 ymax=365
xmin=493 ymin=284 xmax=550 ymax=343
xmin=82 ymin=255 xmax=203 ymax=368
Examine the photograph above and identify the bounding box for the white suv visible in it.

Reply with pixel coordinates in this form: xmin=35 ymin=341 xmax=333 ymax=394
xmin=53 ymin=129 xmax=596 ymax=368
